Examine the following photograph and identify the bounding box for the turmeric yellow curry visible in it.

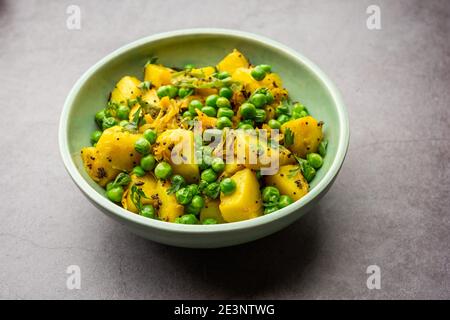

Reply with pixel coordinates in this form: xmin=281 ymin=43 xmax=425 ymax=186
xmin=81 ymin=50 xmax=327 ymax=224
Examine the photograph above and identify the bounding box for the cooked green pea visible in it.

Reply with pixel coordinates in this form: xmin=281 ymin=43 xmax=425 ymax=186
xmin=203 ymin=218 xmax=218 ymax=225
xmin=264 ymin=206 xmax=279 ymax=215
xmin=154 ymin=161 xmax=173 ymax=179
xmin=238 ymin=123 xmax=253 ymax=130
xmin=201 ymin=106 xmax=217 ymax=117
xmin=217 ymin=71 xmax=230 ymax=80
xmin=176 ymin=187 xmax=194 ymax=205
xmin=216 ymin=97 xmax=231 ymax=109
xmin=219 ymin=87 xmax=233 ymax=99
xmin=140 ymin=205 xmax=156 ymax=219
xmin=205 ymin=94 xmax=219 ymax=108
xmin=132 ymin=166 xmax=146 ymax=177
xmin=157 ymin=85 xmax=178 ymax=98
xmin=307 ymin=153 xmax=323 ymax=169
xmin=134 ymin=137 xmax=151 ymax=155
xmin=143 ymin=129 xmax=157 ymax=144
xmin=191 ymin=195 xmax=205 ymax=209
xmin=201 ymin=168 xmax=217 ymax=183
xmin=175 ymin=214 xmax=198 ymax=224
xmin=91 ymin=130 xmax=102 ymax=144
xmin=106 ymin=182 xmax=115 ymax=191
xmin=277 ymin=114 xmax=290 ymax=124
xmin=187 ymin=184 xmax=199 ymax=196
xmin=262 ymin=186 xmax=280 ymax=203
xmin=250 ymin=93 xmax=267 ymax=108
xmin=251 ymin=66 xmax=266 ymax=81
xmin=255 ymin=109 xmax=267 ymax=123
xmin=268 ymin=119 xmax=281 ymax=129
xmin=211 ymin=158 xmax=225 ymax=173
xmin=102 ymin=117 xmax=118 ymax=130
xmin=184 ymin=204 xmax=201 ymax=216
xmin=240 ymin=102 xmax=256 ymax=119
xmin=119 ymin=120 xmax=129 ymax=127
xmin=217 ymin=116 xmax=232 ymax=129
xmin=217 ymin=107 xmax=234 ymax=119
xmin=95 ymin=109 xmax=107 ymax=127
xmin=204 ymin=182 xmax=220 ymax=199
xmin=116 ymin=104 xmax=130 ymax=120
xmin=276 ymin=104 xmax=290 ymax=116
xmin=106 ymin=186 xmax=123 ymax=203
xmin=220 ymin=178 xmax=236 ymax=195
xmin=171 ymin=174 xmax=186 ymax=187
xmin=265 ymin=91 xmax=274 ymax=104
xmin=189 ymin=99 xmax=203 ymax=114
xmin=259 ymin=64 xmax=272 ymax=73
xmin=199 ymin=155 xmax=212 ymax=170
xmin=140 ymin=154 xmax=156 ymax=171
xmin=178 ymin=87 xmax=193 ymax=98
xmin=319 ymin=140 xmax=328 ymax=157
xmin=278 ymin=195 xmax=294 ymax=208
xmin=182 ymin=110 xmax=193 ymax=119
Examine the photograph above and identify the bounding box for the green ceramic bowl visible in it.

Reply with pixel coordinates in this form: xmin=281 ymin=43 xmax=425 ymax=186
xmin=59 ymin=29 xmax=349 ymax=248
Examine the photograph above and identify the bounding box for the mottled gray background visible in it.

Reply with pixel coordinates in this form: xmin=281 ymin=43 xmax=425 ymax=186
xmin=0 ymin=0 xmax=449 ymax=299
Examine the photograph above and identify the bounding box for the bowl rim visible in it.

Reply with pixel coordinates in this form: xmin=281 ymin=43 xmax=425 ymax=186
xmin=59 ymin=28 xmax=349 ymax=234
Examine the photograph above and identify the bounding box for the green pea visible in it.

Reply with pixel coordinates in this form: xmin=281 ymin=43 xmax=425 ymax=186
xmin=204 ymin=182 xmax=220 ymax=199
xmin=134 ymin=137 xmax=151 ymax=155
xmin=265 ymin=91 xmax=274 ymax=104
xmin=119 ymin=120 xmax=129 ymax=127
xmin=201 ymin=168 xmax=217 ymax=183
xmin=217 ymin=107 xmax=234 ymax=119
xmin=277 ymin=114 xmax=290 ymax=124
xmin=217 ymin=117 xmax=232 ymax=129
xmin=278 ymin=195 xmax=294 ymax=208
xmin=202 ymin=218 xmax=218 ymax=225
xmin=292 ymin=110 xmax=308 ymax=119
xmin=140 ymin=205 xmax=156 ymax=219
xmin=264 ymin=206 xmax=279 ymax=215
xmin=211 ymin=158 xmax=225 ymax=173
xmin=106 ymin=182 xmax=115 ymax=191
xmin=255 ymin=109 xmax=267 ymax=123
xmin=175 ymin=214 xmax=198 ymax=224
xmin=276 ymin=104 xmax=290 ymax=116
xmin=157 ymin=85 xmax=178 ymax=98
xmin=307 ymin=153 xmax=323 ymax=169
xmin=268 ymin=119 xmax=281 ymax=130
xmin=217 ymin=71 xmax=230 ymax=80
xmin=184 ymin=63 xmax=195 ymax=69
xmin=140 ymin=154 xmax=156 ymax=171
xmin=189 ymin=99 xmax=203 ymax=114
xmin=201 ymin=106 xmax=217 ymax=117
xmin=106 ymin=186 xmax=123 ymax=203
xmin=199 ymin=155 xmax=212 ymax=170
xmin=178 ymin=87 xmax=193 ymax=98
xmin=319 ymin=140 xmax=328 ymax=157
xmin=220 ymin=178 xmax=236 ymax=195
xmin=238 ymin=123 xmax=253 ymax=130
xmin=176 ymin=187 xmax=194 ymax=205
xmin=171 ymin=175 xmax=186 ymax=187
xmin=198 ymin=180 xmax=209 ymax=193
xmin=251 ymin=66 xmax=266 ymax=81
xmin=302 ymin=163 xmax=316 ymax=182
xmin=259 ymin=64 xmax=272 ymax=73
xmin=182 ymin=110 xmax=193 ymax=119
xmin=292 ymin=102 xmax=306 ymax=113
xmin=102 ymin=117 xmax=118 ymax=130
xmin=191 ymin=195 xmax=205 ymax=209
xmin=219 ymin=87 xmax=233 ymax=99
xmin=132 ymin=166 xmax=146 ymax=177
xmin=250 ymin=93 xmax=267 ymax=108
xmin=143 ymin=129 xmax=157 ymax=144
xmin=154 ymin=161 xmax=172 ymax=179
xmin=216 ymin=97 xmax=231 ymax=109
xmin=239 ymin=103 xmax=256 ymax=119
xmin=91 ymin=130 xmax=102 ymax=144
xmin=262 ymin=186 xmax=280 ymax=203
xmin=95 ymin=109 xmax=106 ymax=127
xmin=116 ymin=104 xmax=130 ymax=120
xmin=205 ymin=94 xmax=219 ymax=108
xmin=187 ymin=184 xmax=199 ymax=196
xmin=184 ymin=204 xmax=201 ymax=216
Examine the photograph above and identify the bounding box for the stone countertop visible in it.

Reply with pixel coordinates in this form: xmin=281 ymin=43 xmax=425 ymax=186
xmin=0 ymin=0 xmax=448 ymax=299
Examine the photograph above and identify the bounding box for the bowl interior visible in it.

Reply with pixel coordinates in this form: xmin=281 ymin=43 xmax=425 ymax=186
xmin=65 ymin=32 xmax=344 ymax=204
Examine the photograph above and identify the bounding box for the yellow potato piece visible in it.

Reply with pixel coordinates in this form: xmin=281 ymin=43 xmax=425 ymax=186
xmin=219 ymin=168 xmax=263 ymax=222
xmin=153 ymin=129 xmax=200 ymax=184
xmin=264 ymin=165 xmax=309 ymax=201
xmin=157 ymin=179 xmax=184 ymax=222
xmin=217 ymin=49 xmax=249 ymax=74
xmin=281 ymin=116 xmax=323 ymax=158
xmin=122 ymin=174 xmax=159 ymax=213
xmin=144 ymin=64 xmax=173 ymax=88
xmin=110 ymin=76 xmax=142 ymax=104
xmin=200 ymin=199 xmax=225 ymax=224
xmin=81 ymin=146 xmax=119 ymax=187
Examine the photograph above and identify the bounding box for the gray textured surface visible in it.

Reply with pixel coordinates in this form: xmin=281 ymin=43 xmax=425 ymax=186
xmin=0 ymin=0 xmax=449 ymax=299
